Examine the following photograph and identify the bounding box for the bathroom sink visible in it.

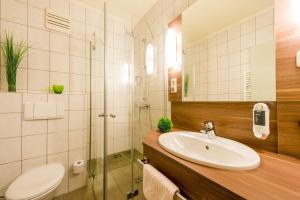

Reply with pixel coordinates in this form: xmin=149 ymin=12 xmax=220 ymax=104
xmin=158 ymin=131 xmax=260 ymax=171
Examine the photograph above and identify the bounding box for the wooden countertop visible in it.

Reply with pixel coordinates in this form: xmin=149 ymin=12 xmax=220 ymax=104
xmin=143 ymin=129 xmax=300 ymax=200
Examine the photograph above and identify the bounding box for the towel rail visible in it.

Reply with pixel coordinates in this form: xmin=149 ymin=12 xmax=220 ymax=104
xmin=137 ymin=158 xmax=187 ymax=200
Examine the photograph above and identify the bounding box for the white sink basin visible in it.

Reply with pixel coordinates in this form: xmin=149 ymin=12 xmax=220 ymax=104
xmin=159 ymin=131 xmax=260 ymax=171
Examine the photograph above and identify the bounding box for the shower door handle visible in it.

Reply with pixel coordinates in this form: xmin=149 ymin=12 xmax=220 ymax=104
xmin=98 ymin=113 xmax=116 ymax=118
xmin=109 ymin=114 xmax=116 ymax=118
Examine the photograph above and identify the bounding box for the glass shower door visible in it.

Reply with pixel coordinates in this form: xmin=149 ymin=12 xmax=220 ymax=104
xmin=103 ymin=1 xmax=136 ymax=199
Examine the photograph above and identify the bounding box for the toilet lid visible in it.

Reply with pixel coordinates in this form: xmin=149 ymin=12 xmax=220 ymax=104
xmin=5 ymin=163 xmax=65 ymax=200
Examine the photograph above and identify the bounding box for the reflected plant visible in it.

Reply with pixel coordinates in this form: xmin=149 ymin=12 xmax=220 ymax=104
xmin=184 ymin=74 xmax=189 ymax=97
xmin=1 ymin=32 xmax=28 ymax=92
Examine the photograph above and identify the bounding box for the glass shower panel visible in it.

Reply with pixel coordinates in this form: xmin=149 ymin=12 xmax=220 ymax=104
xmin=86 ymin=4 xmax=105 ymax=200
xmin=104 ymin=3 xmax=135 ymax=198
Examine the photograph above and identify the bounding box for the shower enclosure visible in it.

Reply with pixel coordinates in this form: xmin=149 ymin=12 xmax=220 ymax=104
xmin=50 ymin=1 xmax=159 ymax=199
xmin=68 ymin=1 xmax=142 ymax=200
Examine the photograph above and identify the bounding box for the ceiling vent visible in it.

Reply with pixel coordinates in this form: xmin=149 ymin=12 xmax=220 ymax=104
xmin=45 ymin=9 xmax=71 ymax=34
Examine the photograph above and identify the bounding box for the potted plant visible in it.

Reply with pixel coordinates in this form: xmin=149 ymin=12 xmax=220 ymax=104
xmin=157 ymin=117 xmax=173 ymax=133
xmin=1 ymin=32 xmax=28 ymax=92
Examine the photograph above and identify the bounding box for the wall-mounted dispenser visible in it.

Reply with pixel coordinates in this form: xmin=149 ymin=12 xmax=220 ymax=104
xmin=253 ymin=103 xmax=270 ymax=139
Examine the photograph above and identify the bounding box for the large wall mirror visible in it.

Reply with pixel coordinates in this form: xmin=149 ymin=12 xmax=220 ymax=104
xmin=182 ymin=0 xmax=275 ymax=102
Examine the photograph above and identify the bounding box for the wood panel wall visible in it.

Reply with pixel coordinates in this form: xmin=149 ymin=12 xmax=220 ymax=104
xmin=168 ymin=0 xmax=300 ymax=159
xmin=276 ymin=0 xmax=300 ymax=158
xmin=171 ymin=102 xmax=278 ymax=152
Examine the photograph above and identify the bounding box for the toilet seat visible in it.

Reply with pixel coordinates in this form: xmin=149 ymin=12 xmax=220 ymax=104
xmin=5 ymin=163 xmax=65 ymax=200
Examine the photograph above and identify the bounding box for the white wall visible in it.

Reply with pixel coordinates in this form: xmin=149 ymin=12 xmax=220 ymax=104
xmin=0 ymin=0 xmax=132 ymax=196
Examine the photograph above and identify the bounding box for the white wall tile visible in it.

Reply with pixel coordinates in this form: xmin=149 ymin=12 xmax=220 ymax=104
xmin=48 ymin=113 xmax=69 ymax=133
xmin=0 ymin=113 xmax=21 ymax=138
xmin=0 ymin=93 xmax=22 ymax=113
xmin=50 ymin=33 xmax=70 ymax=54
xmin=70 ymin=2 xmax=86 ymax=23
xmin=241 ymin=19 xmax=255 ymax=35
xmin=256 ymin=9 xmax=274 ymax=30
xmin=28 ymin=6 xmax=45 ymax=29
xmin=22 ymin=134 xmax=47 ymax=159
xmin=50 ymin=52 xmax=69 ymax=73
xmin=229 ymin=52 xmax=241 ymax=66
xmin=50 ymin=0 xmax=70 ymax=15
xmin=22 ymin=120 xmax=47 ymax=136
xmin=217 ymin=31 xmax=227 ymax=44
xmin=228 ymin=25 xmax=240 ymax=41
xmin=71 ymin=21 xmax=85 ymax=40
xmin=48 ymin=94 xmax=69 ymax=110
xmin=1 ymin=0 xmax=27 ymax=25
xmin=228 ymin=38 xmax=240 ymax=53
xmin=28 ymin=69 xmax=49 ymax=92
xmin=229 ymin=79 xmax=241 ymax=93
xmin=0 ymin=137 xmax=21 ymax=164
xmin=241 ymin=32 xmax=255 ymax=49
xmin=1 ymin=20 xmax=27 ymax=44
xmin=28 ymin=49 xmax=50 ymax=71
xmin=28 ymin=27 xmax=49 ymax=50
xmin=69 ymin=130 xmax=85 ymax=150
xmin=22 ymin=156 xmax=46 ymax=173
xmin=218 ymin=68 xmax=229 ymax=82
xmin=241 ymin=49 xmax=250 ymax=64
xmin=218 ymin=56 xmax=228 ymax=69
xmin=28 ymin=0 xmax=49 ymax=9
xmin=69 ymin=111 xmax=85 ymax=130
xmin=70 ymin=56 xmax=85 ymax=75
xmin=69 ymin=95 xmax=86 ymax=110
xmin=48 ymin=132 xmax=68 ymax=155
xmin=23 ymin=93 xmax=47 ymax=102
xmin=86 ymin=9 xmax=103 ymax=29
xmin=70 ymin=38 xmax=85 ymax=57
xmin=0 ymin=162 xmax=21 ymax=190
xmin=229 ymin=66 xmax=241 ymax=80
xmin=256 ymin=24 xmax=274 ymax=45
xmin=70 ymin=74 xmax=85 ymax=93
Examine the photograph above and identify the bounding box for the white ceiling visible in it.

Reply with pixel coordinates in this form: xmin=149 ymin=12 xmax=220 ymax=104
xmin=77 ymin=0 xmax=157 ymax=25
xmin=183 ymin=0 xmax=274 ymax=45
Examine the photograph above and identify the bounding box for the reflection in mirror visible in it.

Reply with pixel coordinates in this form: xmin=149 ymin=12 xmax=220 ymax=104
xmin=182 ymin=0 xmax=275 ymax=102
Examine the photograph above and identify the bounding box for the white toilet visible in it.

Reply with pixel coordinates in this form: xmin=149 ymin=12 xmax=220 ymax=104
xmin=5 ymin=163 xmax=65 ymax=200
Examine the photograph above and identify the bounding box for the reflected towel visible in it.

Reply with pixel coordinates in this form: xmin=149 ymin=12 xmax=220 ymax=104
xmin=143 ymin=164 xmax=179 ymax=200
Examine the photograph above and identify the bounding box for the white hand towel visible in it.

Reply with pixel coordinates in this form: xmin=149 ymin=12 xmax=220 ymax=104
xmin=143 ymin=164 xmax=179 ymax=200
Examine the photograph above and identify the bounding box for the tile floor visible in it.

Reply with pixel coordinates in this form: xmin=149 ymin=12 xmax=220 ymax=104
xmin=55 ymin=151 xmax=145 ymax=200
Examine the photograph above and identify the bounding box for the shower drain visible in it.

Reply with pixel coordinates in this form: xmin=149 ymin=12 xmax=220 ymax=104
xmin=134 ymin=176 xmax=143 ymax=184
xmin=113 ymin=153 xmax=122 ymax=158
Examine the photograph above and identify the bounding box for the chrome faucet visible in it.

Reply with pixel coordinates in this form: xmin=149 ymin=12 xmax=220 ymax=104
xmin=200 ymin=121 xmax=217 ymax=139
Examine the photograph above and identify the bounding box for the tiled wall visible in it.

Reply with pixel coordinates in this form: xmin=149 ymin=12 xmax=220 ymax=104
xmin=183 ymin=8 xmax=274 ymax=101
xmin=0 ymin=0 xmax=132 ymax=196
xmin=133 ymin=0 xmax=197 ymax=152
